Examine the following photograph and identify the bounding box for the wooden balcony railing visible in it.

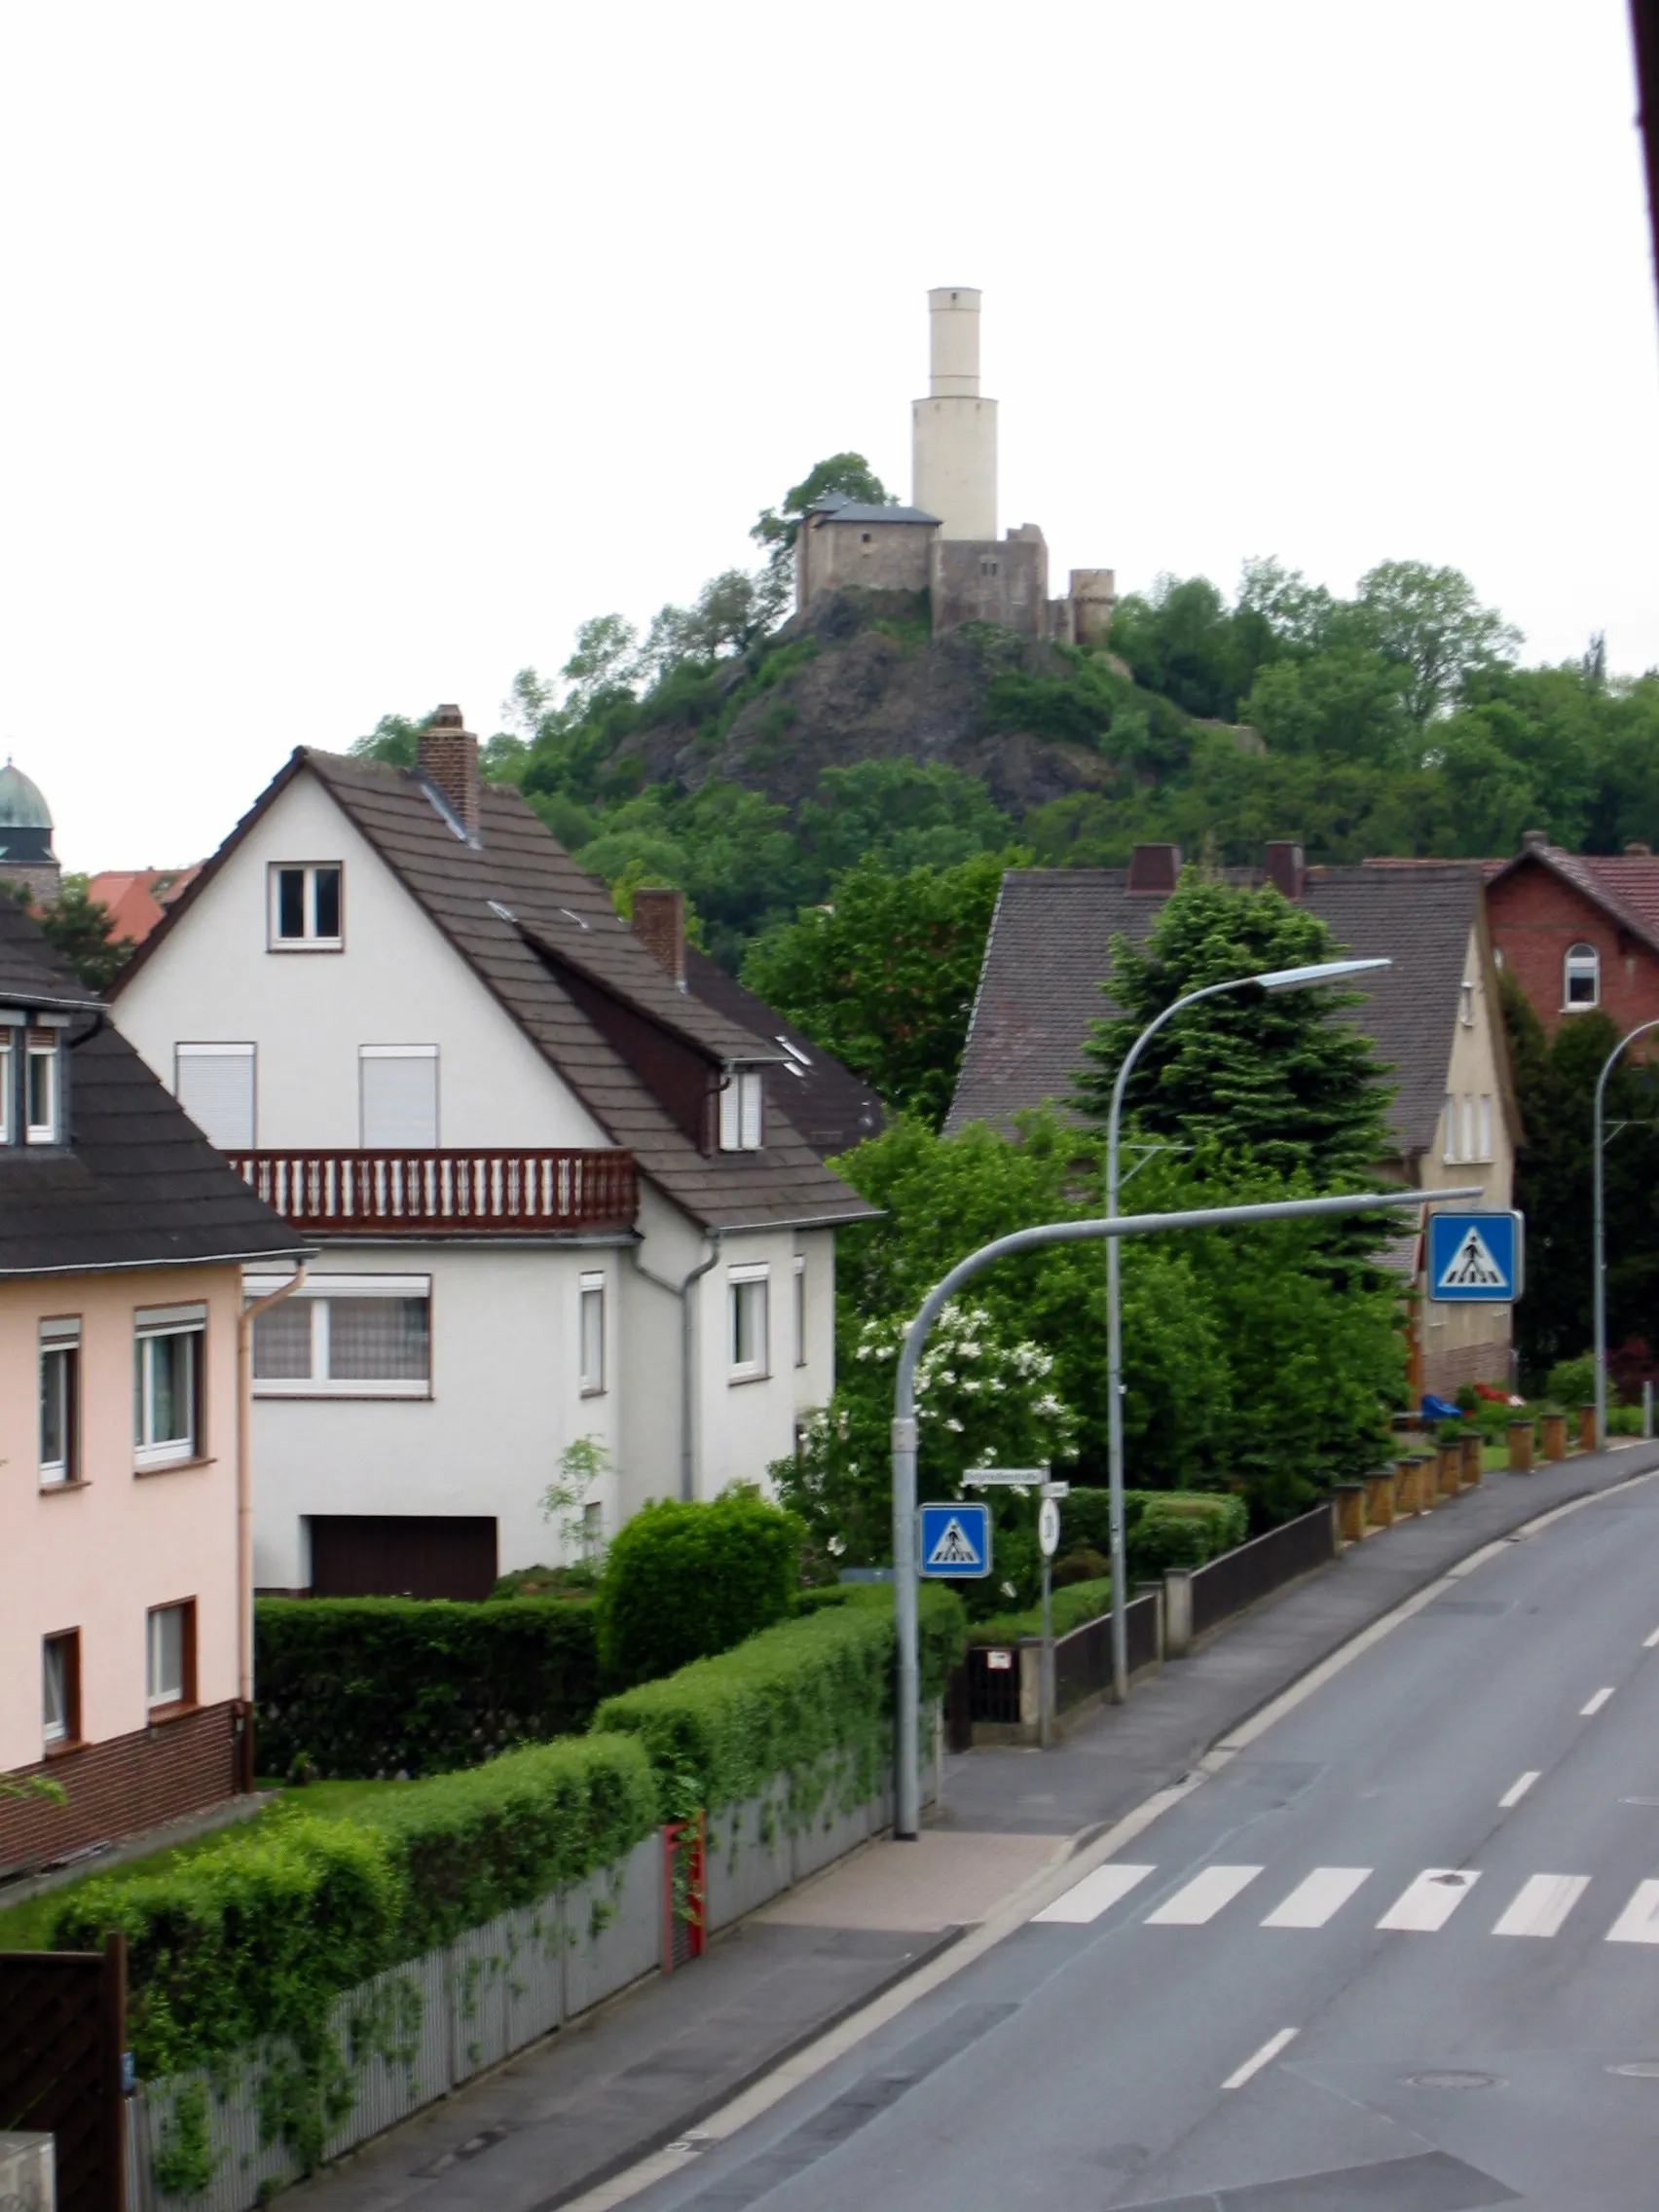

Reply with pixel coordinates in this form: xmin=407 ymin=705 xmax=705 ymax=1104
xmin=228 ymin=1148 xmax=639 ymax=1235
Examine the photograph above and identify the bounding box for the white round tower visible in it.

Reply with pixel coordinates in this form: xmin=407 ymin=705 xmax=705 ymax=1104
xmin=911 ymin=285 xmax=997 ymax=541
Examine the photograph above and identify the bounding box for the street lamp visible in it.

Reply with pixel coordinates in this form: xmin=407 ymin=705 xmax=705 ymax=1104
xmin=1593 ymin=1018 xmax=1659 ymax=1447
xmin=1103 ymin=956 xmax=1391 ymax=1705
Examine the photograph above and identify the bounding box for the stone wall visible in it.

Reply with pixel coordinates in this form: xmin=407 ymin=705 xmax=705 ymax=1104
xmin=795 ymin=517 xmax=934 ymax=611
xmin=930 ymin=532 xmax=1049 ymax=639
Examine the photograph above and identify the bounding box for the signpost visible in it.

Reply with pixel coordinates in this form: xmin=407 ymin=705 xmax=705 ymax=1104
xmin=1426 ymin=1211 xmax=1524 ymax=1303
xmin=918 ymin=1501 xmax=992 ymax=1579
xmin=1036 ymin=1493 xmax=1060 ymax=1748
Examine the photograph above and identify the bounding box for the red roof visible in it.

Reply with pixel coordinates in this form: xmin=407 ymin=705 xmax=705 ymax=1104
xmin=87 ymin=866 xmax=201 ymax=946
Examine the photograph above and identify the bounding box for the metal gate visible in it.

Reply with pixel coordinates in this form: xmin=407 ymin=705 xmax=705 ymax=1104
xmin=0 ymin=1933 xmax=126 ymax=2212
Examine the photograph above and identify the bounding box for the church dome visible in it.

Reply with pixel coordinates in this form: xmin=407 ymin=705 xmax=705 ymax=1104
xmin=0 ymin=759 xmax=53 ymax=831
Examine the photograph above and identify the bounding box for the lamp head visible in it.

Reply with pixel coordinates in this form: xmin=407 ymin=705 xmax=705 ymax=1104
xmin=1255 ymin=957 xmax=1390 ymax=991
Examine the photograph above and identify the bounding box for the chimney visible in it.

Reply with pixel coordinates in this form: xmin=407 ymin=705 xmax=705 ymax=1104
xmin=418 ymin=705 xmax=481 ymax=838
xmin=1627 ymin=840 xmax=1652 ymax=857
xmin=631 ymin=886 xmax=686 ymax=989
xmin=1521 ymin=829 xmax=1549 ymax=853
xmin=1126 ymin=842 xmax=1181 ymax=895
xmin=1264 ymin=840 xmax=1306 ymax=902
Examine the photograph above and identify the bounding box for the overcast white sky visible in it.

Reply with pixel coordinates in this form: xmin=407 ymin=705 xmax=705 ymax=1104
xmin=2 ymin=1 xmax=1654 ymax=870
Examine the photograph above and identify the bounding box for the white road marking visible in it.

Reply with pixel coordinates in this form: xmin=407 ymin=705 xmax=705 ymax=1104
xmin=1147 ymin=1864 xmax=1263 ymax=1925
xmin=1493 ymin=1873 xmax=1589 ymax=1937
xmin=1499 ymin=1771 xmax=1540 ymax=1808
xmin=1582 ymin=1688 xmax=1616 ymax=1715
xmin=1606 ymin=1881 xmax=1659 ymax=1944
xmin=1644 ymin=1628 xmax=1659 ymax=1648
xmin=1222 ymin=2027 xmax=1299 ymax=2090
xmin=1378 ymin=1868 xmax=1481 ymax=1932
xmin=1032 ymin=1862 xmax=1155 ymax=1925
xmin=1261 ymin=1866 xmax=1371 ymax=1929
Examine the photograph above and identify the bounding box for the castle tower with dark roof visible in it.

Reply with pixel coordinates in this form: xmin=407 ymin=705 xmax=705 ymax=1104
xmin=0 ymin=758 xmax=62 ymax=903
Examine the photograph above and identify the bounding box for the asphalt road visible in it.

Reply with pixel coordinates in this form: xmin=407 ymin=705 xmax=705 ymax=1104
xmin=624 ymin=1467 xmax=1659 ymax=2211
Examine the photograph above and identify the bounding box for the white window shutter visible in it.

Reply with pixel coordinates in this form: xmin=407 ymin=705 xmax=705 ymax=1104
xmin=361 ymin=1050 xmax=438 ymax=1148
xmin=740 ymin=1071 xmax=763 ymax=1149
xmin=176 ymin=1047 xmax=255 ymax=1150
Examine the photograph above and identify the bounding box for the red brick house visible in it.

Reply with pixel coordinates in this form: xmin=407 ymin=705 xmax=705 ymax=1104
xmin=1482 ymin=832 xmax=1659 ymax=1045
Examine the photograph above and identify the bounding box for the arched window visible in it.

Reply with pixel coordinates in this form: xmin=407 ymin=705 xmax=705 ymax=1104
xmin=1565 ymin=941 xmax=1600 ymax=1009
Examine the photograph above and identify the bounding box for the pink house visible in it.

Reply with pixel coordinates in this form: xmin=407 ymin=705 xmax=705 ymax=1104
xmin=0 ymin=903 xmax=304 ymax=1878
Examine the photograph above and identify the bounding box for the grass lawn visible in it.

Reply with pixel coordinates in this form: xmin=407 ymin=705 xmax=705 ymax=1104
xmin=0 ymin=1778 xmax=405 ymax=1952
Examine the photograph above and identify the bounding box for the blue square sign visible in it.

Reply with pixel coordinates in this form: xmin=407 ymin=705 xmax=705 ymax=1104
xmin=918 ymin=1501 xmax=992 ymax=1578
xmin=1426 ymin=1210 xmax=1523 ymax=1303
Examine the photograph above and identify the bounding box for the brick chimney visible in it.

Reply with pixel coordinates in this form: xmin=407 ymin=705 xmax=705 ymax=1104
xmin=631 ymin=887 xmax=686 ymax=989
xmin=1126 ymin=842 xmax=1181 ymax=894
xmin=1263 ymin=840 xmax=1306 ymax=902
xmin=1627 ymin=840 xmax=1652 ymax=857
xmin=418 ymin=705 xmax=481 ymax=838
xmin=1521 ymin=829 xmax=1549 ymax=853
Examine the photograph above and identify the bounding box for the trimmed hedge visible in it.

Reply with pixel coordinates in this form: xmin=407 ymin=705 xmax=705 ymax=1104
xmin=594 ymin=1493 xmax=803 ymax=1689
xmin=967 ymin=1577 xmax=1115 ymax=1646
xmin=1058 ymin=1488 xmax=1248 ymax=1578
xmin=53 ymin=1733 xmax=657 ymax=2081
xmin=593 ymin=1582 xmax=967 ymax=1814
xmin=254 ymin=1597 xmax=599 ymax=1780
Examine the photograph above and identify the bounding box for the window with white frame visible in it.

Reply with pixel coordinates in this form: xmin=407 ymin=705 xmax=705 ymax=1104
xmin=1477 ymin=1093 xmax=1493 ymax=1161
xmin=134 ymin=1305 xmax=205 ymax=1468
xmin=40 ymin=1317 xmax=80 ymax=1486
xmin=26 ymin=1032 xmax=59 ymax=1143
xmin=793 ymin=1255 xmax=807 ymax=1368
xmin=1444 ymin=1092 xmax=1459 ymax=1162
xmin=1565 ymin=940 xmax=1600 ymax=1009
xmin=0 ymin=1030 xmax=11 ymax=1143
xmin=269 ymin=863 xmax=344 ymax=948
xmin=579 ymin=1272 xmax=606 ymax=1395
xmin=728 ymin=1264 xmax=769 ymax=1382
xmin=175 ymin=1043 xmax=255 ymax=1150
xmin=249 ymin=1273 xmax=431 ymax=1396
xmin=1459 ymin=981 xmax=1475 ymax=1028
xmin=581 ymin=1500 xmax=605 ymax=1558
xmin=43 ymin=1631 xmax=79 ymax=1748
xmin=359 ymin=1046 xmax=438 ymax=1148
xmin=719 ymin=1067 xmax=764 ymax=1152
xmin=146 ymin=1600 xmax=195 ymax=1709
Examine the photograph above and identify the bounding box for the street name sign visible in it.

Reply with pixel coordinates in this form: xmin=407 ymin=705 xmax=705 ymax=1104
xmin=962 ymin=1467 xmax=1048 ymax=1487
xmin=1427 ymin=1210 xmax=1524 ymax=1303
xmin=919 ymin=1501 xmax=992 ymax=1577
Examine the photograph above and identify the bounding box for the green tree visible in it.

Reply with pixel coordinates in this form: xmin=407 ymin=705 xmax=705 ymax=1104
xmin=751 ymin=452 xmax=892 ymax=569
xmin=742 ymin=851 xmax=1014 ymax=1124
xmin=1353 ymin=559 xmax=1522 ymax=729
xmin=10 ymin=876 xmax=132 ymax=991
xmin=1073 ymin=867 xmax=1395 ymax=1190
xmin=593 ymin=1491 xmax=801 ymax=1689
xmin=793 ymin=760 xmax=1015 ymax=882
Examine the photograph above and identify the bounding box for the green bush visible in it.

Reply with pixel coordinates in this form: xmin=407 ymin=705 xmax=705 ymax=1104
xmin=1051 ymin=1548 xmax=1109 ymax=1587
xmin=967 ymin=1578 xmax=1114 ymax=1645
xmin=1609 ymin=1403 xmax=1644 ymax=1436
xmin=1546 ymin=1354 xmax=1596 ymax=1408
xmin=594 ymin=1492 xmax=803 ymax=1690
xmin=594 ymin=1583 xmax=966 ymax=1814
xmin=53 ymin=1735 xmax=657 ymax=2083
xmin=254 ymin=1598 xmax=600 ymax=1781
xmin=1056 ymin=1487 xmax=1247 ymax=1578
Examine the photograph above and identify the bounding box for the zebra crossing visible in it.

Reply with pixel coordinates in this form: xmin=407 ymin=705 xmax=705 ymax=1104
xmin=1033 ymin=1858 xmax=1659 ymax=1941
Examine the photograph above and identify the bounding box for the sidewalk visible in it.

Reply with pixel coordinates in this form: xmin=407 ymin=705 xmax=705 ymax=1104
xmin=289 ymin=1445 xmax=1659 ymax=2212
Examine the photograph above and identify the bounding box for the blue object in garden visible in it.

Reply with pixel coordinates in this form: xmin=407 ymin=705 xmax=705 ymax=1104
xmin=918 ymin=1501 xmax=992 ymax=1578
xmin=1426 ymin=1210 xmax=1523 ymax=1303
xmin=1420 ymin=1393 xmax=1463 ymax=1421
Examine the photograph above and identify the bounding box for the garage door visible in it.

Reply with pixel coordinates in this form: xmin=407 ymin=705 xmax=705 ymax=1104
xmin=308 ymin=1515 xmax=498 ymax=1601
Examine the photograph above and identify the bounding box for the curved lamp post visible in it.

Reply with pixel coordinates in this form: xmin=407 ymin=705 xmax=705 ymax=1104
xmin=1593 ymin=1017 xmax=1659 ymax=1446
xmin=1103 ymin=957 xmax=1390 ymax=1704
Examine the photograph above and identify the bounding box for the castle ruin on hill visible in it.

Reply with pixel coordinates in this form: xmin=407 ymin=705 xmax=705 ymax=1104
xmin=794 ymin=286 xmax=1116 ymax=646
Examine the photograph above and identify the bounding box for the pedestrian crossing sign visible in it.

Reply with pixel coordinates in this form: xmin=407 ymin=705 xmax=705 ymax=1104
xmin=1427 ymin=1210 xmax=1523 ymax=1303
xmin=919 ymin=1501 xmax=992 ymax=1578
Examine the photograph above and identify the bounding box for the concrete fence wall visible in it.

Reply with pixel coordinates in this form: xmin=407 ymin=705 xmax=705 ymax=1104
xmin=128 ymin=1729 xmax=940 ymax=2212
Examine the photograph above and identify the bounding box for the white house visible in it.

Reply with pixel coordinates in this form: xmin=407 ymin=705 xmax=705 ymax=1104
xmin=110 ymin=713 xmax=876 ymax=1598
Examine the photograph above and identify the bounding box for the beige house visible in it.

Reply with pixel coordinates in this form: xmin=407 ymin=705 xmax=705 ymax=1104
xmin=0 ymin=903 xmax=304 ymax=1878
xmin=947 ymin=843 xmax=1519 ymax=1400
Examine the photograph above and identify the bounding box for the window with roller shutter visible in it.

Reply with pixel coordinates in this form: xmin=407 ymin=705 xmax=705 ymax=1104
xmin=174 ymin=1042 xmax=255 ymax=1150
xmin=359 ymin=1045 xmax=438 ymax=1148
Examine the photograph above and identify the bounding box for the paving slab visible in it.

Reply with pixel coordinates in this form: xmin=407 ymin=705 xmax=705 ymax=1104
xmin=755 ymin=1830 xmax=1064 ymax=1931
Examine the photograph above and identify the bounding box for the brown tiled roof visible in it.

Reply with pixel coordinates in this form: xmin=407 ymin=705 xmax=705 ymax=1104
xmin=947 ymin=863 xmax=1490 ymax=1160
xmin=682 ymin=944 xmax=885 ymax=1161
xmin=1483 ymin=845 xmax=1659 ymax=955
xmin=115 ymin=751 xmax=877 ymax=1234
xmin=0 ymin=907 xmax=305 ymax=1276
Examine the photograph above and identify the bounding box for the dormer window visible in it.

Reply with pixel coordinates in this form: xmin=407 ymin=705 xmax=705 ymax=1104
xmin=26 ymin=1033 xmax=58 ymax=1143
xmin=270 ymin=864 xmax=344 ymax=949
xmin=719 ymin=1068 xmax=764 ymax=1152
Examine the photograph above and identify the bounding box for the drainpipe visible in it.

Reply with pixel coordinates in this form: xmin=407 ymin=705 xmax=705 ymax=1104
xmin=632 ymin=1235 xmax=722 ymax=1501
xmin=236 ymin=1264 xmax=308 ymax=1775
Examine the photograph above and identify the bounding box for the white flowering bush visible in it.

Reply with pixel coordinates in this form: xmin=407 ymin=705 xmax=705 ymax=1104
xmin=774 ymin=1300 xmax=1079 ymax=1611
